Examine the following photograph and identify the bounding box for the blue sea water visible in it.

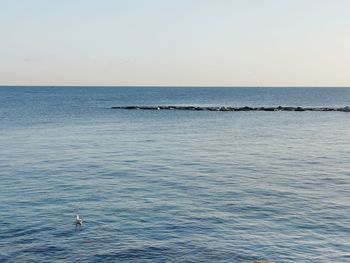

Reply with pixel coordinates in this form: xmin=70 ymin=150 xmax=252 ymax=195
xmin=0 ymin=87 xmax=350 ymax=262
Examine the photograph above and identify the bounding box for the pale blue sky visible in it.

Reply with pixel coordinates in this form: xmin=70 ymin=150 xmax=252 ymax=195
xmin=1 ymin=0 xmax=350 ymax=86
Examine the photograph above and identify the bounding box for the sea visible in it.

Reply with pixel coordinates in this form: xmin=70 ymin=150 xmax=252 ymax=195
xmin=0 ymin=87 xmax=349 ymax=262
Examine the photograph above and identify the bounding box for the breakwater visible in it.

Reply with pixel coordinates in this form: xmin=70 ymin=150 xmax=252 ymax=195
xmin=111 ymin=105 xmax=350 ymax=112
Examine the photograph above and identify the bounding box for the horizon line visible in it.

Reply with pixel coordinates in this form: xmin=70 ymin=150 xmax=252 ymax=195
xmin=1 ymin=85 xmax=350 ymax=88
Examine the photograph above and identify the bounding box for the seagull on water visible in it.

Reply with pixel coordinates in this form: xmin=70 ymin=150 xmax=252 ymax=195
xmin=75 ymin=214 xmax=83 ymax=227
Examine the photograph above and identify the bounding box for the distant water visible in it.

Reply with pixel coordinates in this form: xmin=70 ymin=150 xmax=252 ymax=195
xmin=0 ymin=87 xmax=350 ymax=262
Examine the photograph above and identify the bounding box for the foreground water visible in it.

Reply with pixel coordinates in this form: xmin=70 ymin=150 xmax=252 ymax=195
xmin=0 ymin=87 xmax=349 ymax=262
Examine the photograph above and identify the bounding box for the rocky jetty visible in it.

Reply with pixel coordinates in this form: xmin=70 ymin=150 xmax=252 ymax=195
xmin=111 ymin=105 xmax=350 ymax=112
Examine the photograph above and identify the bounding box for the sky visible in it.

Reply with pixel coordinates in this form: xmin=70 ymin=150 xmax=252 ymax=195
xmin=1 ymin=0 xmax=350 ymax=87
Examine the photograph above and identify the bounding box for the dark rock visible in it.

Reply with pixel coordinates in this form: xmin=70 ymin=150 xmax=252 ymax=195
xmin=140 ymin=106 xmax=157 ymax=110
xmin=282 ymin=107 xmax=296 ymax=111
xmin=261 ymin=107 xmax=275 ymax=111
xmin=126 ymin=106 xmax=139 ymax=110
xmin=241 ymin=106 xmax=253 ymax=111
xmin=208 ymin=107 xmax=220 ymax=111
xmin=338 ymin=106 xmax=350 ymax=112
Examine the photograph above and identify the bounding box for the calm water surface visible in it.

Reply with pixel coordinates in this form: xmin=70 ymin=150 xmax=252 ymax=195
xmin=0 ymin=87 xmax=350 ymax=262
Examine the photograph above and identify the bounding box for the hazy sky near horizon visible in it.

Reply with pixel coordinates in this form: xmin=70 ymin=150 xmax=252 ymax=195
xmin=1 ymin=0 xmax=350 ymax=86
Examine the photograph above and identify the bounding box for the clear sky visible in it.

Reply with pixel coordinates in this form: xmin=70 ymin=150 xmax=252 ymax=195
xmin=1 ymin=0 xmax=350 ymax=86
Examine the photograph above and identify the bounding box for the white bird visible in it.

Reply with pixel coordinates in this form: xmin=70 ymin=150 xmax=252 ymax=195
xmin=75 ymin=214 xmax=83 ymax=227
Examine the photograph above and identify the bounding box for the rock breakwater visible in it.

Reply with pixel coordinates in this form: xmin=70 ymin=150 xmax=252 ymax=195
xmin=111 ymin=105 xmax=350 ymax=112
